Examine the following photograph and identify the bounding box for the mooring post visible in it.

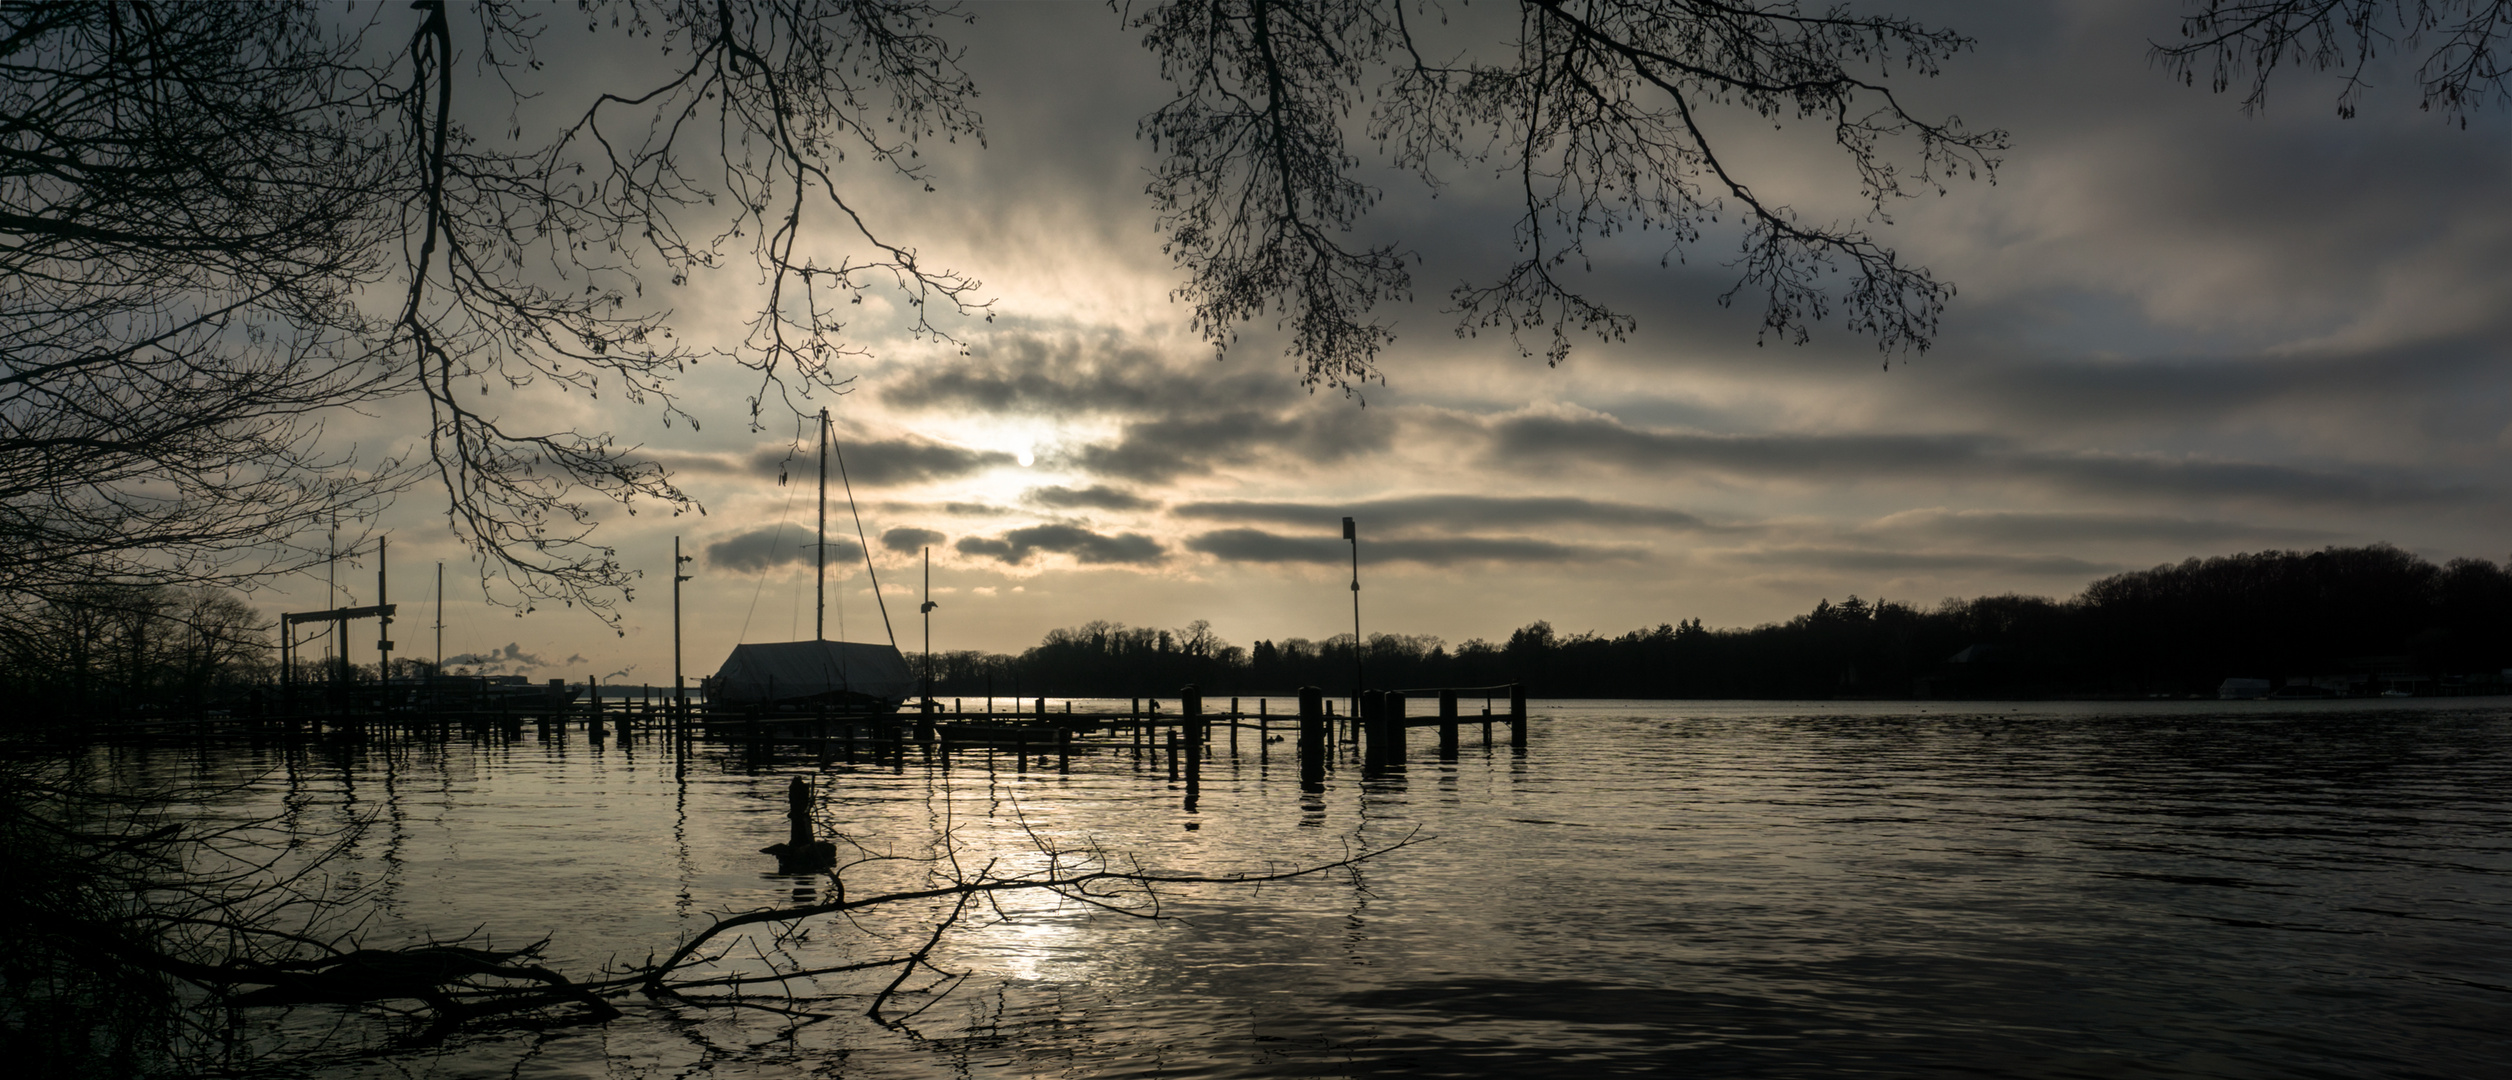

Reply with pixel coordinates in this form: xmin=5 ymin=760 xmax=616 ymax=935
xmin=1057 ymin=727 xmax=1072 ymax=772
xmin=787 ymin=775 xmax=814 ymax=849
xmin=1439 ymin=689 xmax=1460 ymax=758
xmin=1036 ymin=696 xmax=1046 ymax=723
xmin=590 ymin=676 xmax=606 ymax=740
xmin=1298 ymin=686 xmax=1326 ymax=792
xmin=1510 ymin=684 xmax=1528 ymax=748
xmin=1166 ymin=730 xmax=1180 ymax=781
xmin=1181 ymin=685 xmax=1203 ymax=789
xmin=1385 ymin=691 xmax=1408 ymax=769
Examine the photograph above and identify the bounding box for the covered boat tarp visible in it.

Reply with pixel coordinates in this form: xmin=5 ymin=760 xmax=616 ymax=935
xmin=706 ymin=640 xmax=914 ymax=707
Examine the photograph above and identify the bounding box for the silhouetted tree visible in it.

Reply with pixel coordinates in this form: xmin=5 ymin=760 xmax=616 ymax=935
xmin=2156 ymin=0 xmax=2512 ymax=122
xmin=0 ymin=584 xmax=271 ymax=718
xmin=3 ymin=0 xmax=983 ymax=622
xmin=1131 ymin=0 xmax=2003 ymax=387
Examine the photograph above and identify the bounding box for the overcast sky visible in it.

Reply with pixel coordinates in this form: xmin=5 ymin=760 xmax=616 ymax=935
xmin=278 ymin=1 xmax=2512 ymax=684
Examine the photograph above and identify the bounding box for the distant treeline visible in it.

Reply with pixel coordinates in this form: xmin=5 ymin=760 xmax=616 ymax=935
xmin=914 ymin=545 xmax=2512 ymax=700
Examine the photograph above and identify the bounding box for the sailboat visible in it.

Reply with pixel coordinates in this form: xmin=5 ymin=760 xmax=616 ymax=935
xmin=702 ymin=409 xmax=915 ymax=713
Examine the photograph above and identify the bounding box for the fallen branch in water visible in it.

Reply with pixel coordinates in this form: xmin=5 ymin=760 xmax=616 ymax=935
xmin=614 ymin=827 xmax=1424 ymax=1025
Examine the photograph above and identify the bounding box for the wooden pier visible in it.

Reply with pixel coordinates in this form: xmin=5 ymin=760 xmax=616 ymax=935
xmin=50 ymin=682 xmax=1534 ymax=796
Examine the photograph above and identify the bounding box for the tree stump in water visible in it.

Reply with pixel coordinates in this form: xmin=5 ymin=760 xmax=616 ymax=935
xmin=760 ymin=775 xmax=836 ymax=871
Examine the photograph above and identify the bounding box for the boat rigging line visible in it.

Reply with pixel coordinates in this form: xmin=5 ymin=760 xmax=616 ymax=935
xmin=824 ymin=407 xmax=898 ymax=651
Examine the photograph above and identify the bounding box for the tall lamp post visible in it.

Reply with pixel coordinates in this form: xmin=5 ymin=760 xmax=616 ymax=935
xmin=919 ymin=546 xmax=938 ymax=711
xmin=673 ymin=537 xmax=693 ymax=719
xmin=1345 ymin=516 xmax=1361 ymax=719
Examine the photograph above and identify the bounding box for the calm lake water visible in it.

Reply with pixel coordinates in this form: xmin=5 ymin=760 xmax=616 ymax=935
xmin=97 ymin=698 xmax=2512 ymax=1078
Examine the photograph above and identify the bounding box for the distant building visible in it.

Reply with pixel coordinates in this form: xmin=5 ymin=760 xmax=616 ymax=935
xmin=2218 ymin=678 xmax=2270 ymax=700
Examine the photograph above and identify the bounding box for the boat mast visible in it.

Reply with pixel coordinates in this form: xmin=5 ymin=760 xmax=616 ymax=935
xmin=815 ymin=407 xmax=828 ymax=642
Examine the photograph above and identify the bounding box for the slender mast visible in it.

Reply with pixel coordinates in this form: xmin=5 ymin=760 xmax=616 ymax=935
xmin=816 ymin=407 xmax=828 ymax=641
xmin=434 ymin=562 xmax=443 ymax=677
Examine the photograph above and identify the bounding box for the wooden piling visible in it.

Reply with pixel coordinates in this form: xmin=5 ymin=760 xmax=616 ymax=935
xmin=1181 ymin=686 xmax=1202 ymax=789
xmin=1297 ymin=686 xmax=1326 ymax=792
xmin=1510 ymin=684 xmax=1528 ymax=748
xmin=1360 ymin=689 xmax=1387 ymax=772
xmin=1385 ymin=691 xmax=1407 ymax=768
xmin=1439 ymin=689 xmax=1459 ymax=757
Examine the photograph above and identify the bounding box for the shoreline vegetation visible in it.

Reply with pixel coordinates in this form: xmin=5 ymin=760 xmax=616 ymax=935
xmin=9 ymin=544 xmax=2509 ymax=720
xmin=917 ymin=544 xmax=2512 ymax=703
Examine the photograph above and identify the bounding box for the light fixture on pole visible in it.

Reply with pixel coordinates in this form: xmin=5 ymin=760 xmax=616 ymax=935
xmin=1345 ymin=516 xmax=1361 ymax=718
xmin=674 ymin=537 xmax=693 ymax=717
xmin=919 ymin=546 xmax=938 ymax=710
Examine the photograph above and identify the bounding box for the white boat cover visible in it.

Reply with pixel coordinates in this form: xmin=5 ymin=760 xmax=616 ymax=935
xmin=707 ymin=640 xmax=914 ymax=705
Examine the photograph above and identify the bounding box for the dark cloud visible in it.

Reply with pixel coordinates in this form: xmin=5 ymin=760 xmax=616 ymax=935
xmin=1028 ymin=484 xmax=1159 ymax=511
xmin=643 ymin=448 xmax=749 ymax=477
xmin=1483 ymin=411 xmax=2471 ymax=507
xmin=662 ymin=438 xmax=1014 ymax=489
xmin=443 ymin=642 xmax=554 ymax=673
xmin=877 ymin=500 xmax=1013 ymax=517
xmin=881 ymin=526 xmax=946 ymax=554
xmin=1069 ymin=407 xmax=1391 ymax=482
xmin=1728 ymin=547 xmax=2119 ymax=578
xmin=1175 ymin=494 xmax=1710 ymax=532
xmin=955 ymin=524 xmax=1166 ymax=565
xmin=707 ymin=526 xmax=862 ymax=573
xmin=885 ymin=330 xmax=1391 ymax=482
xmin=1930 ymin=338 xmax=2512 ymax=434
xmin=1858 ymin=510 xmax=2335 ymax=549
xmin=830 ymin=438 xmax=1018 ymax=487
xmin=1187 ymin=528 xmax=1640 ymax=567
xmin=883 ymin=331 xmax=1273 ymax=417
